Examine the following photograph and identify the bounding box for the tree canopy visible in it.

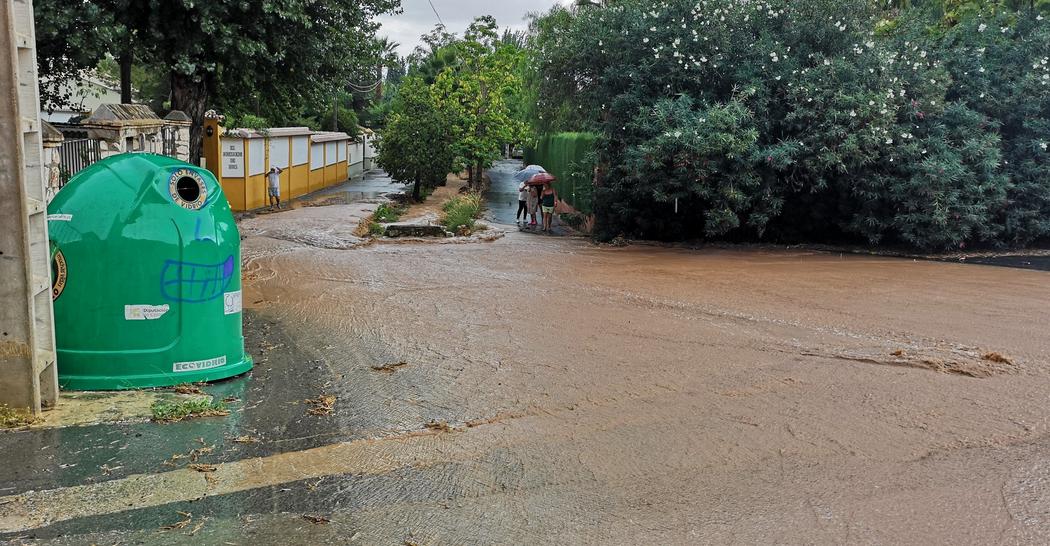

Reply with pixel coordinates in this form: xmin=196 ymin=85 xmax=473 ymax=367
xmin=35 ymin=0 xmax=401 ymax=162
xmin=378 ymin=17 xmax=527 ymax=194
xmin=529 ymin=0 xmax=1050 ymax=250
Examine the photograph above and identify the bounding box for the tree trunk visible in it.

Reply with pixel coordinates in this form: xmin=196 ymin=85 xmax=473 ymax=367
xmin=376 ymin=62 xmax=383 ymax=102
xmin=476 ymin=158 xmax=484 ymax=191
xmin=331 ymin=96 xmax=338 ymax=131
xmin=412 ymin=180 xmax=421 ymax=201
xmin=170 ymin=72 xmax=209 ymax=165
xmin=467 ymin=164 xmax=474 ymax=190
xmin=120 ymin=53 xmax=132 ymax=104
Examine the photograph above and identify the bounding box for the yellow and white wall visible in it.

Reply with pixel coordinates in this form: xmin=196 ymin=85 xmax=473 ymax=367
xmin=203 ymin=121 xmax=365 ymax=211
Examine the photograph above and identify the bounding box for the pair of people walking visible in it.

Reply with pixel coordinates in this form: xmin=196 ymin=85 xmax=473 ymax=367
xmin=517 ymin=181 xmax=559 ymax=233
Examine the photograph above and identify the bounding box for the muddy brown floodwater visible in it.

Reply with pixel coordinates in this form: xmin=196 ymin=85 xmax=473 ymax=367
xmin=9 ymin=199 xmax=1049 ymax=545
xmin=223 ymin=200 xmax=1050 ymax=545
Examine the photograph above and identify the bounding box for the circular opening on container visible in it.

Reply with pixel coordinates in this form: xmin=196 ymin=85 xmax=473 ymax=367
xmin=176 ymin=177 xmax=201 ymax=203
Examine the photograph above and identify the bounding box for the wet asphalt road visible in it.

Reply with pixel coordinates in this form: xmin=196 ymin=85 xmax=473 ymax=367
xmin=485 ymin=160 xmax=525 ymax=225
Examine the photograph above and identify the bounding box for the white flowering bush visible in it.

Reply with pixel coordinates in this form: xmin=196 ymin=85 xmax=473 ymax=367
xmin=532 ymin=0 xmax=1050 ymax=249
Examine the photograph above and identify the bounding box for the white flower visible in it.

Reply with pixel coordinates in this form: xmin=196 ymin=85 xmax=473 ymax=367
xmin=922 ymin=149 xmax=927 ymax=154
xmin=886 ymin=138 xmax=893 ymax=144
xmin=931 ymin=101 xmax=936 ymax=105
xmin=979 ymin=67 xmax=985 ymax=73
xmin=772 ymin=56 xmax=779 ymax=62
xmin=850 ymin=110 xmax=857 ymax=117
xmin=1041 ymin=142 xmax=1047 ymax=150
xmin=978 ymin=23 xmax=987 ymax=32
xmin=775 ymin=76 xmax=781 ymax=80
xmin=643 ymin=37 xmax=650 ymax=43
xmin=673 ymin=131 xmax=682 ymax=138
xmin=824 ymin=59 xmax=831 ymax=66
xmin=1044 ymin=74 xmax=1049 ymax=80
xmin=869 ymin=100 xmax=875 ymax=106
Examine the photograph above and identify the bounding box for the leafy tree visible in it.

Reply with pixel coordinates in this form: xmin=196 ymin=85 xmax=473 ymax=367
xmin=374 ymin=77 xmax=457 ymax=201
xmin=435 ymin=16 xmax=527 ymax=189
xmin=530 ymin=0 xmax=1049 ymax=250
xmin=35 ymin=0 xmax=401 ymax=163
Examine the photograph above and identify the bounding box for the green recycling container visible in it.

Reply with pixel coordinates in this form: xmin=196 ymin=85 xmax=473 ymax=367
xmin=47 ymin=153 xmax=252 ymax=390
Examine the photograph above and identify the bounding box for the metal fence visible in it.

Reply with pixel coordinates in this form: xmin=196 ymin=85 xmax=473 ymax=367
xmin=58 ymin=138 xmax=101 ymax=186
xmin=161 ymin=125 xmax=179 ymax=157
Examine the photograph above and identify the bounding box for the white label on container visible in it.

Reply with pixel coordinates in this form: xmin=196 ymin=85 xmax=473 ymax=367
xmin=125 ymin=304 xmax=170 ymax=320
xmin=173 ymin=355 xmax=226 ymax=373
xmin=223 ymin=290 xmax=242 ymax=315
xmin=47 ymin=214 xmax=72 ymax=221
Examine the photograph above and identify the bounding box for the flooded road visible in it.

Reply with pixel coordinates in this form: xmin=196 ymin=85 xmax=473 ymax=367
xmin=485 ymin=159 xmax=524 ymax=225
xmin=4 ymin=199 xmax=1050 ymax=544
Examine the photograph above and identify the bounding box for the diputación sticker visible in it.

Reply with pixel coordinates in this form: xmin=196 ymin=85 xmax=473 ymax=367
xmin=51 ymin=249 xmax=67 ymax=301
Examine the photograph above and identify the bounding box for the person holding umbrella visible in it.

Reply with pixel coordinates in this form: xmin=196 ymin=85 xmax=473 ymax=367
xmin=526 ymin=172 xmax=559 ymax=232
xmin=540 ymin=181 xmax=559 ymax=233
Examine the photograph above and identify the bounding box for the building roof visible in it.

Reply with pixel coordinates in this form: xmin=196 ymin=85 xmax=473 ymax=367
xmin=312 ymin=131 xmax=351 ymax=143
xmin=82 ymin=104 xmax=164 ymax=127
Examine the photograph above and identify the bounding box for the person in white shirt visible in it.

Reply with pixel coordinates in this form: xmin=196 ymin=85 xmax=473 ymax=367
xmin=516 ymin=181 xmax=529 ymax=224
xmin=266 ymin=166 xmax=283 ymax=211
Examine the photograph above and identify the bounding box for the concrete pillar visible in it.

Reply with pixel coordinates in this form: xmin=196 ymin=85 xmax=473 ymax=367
xmin=0 ymin=0 xmax=59 ymax=414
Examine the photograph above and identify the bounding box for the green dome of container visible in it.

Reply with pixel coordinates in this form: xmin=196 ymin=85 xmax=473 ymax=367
xmin=48 ymin=154 xmax=252 ymax=390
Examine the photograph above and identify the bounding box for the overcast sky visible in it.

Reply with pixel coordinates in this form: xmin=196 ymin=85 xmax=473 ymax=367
xmin=377 ymin=0 xmax=573 ymax=58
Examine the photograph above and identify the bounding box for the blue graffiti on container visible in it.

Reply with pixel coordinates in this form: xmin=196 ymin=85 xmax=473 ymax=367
xmin=161 ymin=255 xmax=235 ymax=303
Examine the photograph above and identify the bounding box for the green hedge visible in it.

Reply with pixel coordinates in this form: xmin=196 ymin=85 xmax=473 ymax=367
xmin=524 ymin=132 xmax=595 ymax=213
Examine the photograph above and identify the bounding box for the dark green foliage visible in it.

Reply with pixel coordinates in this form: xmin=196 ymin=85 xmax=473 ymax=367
xmin=373 ymin=204 xmax=407 ymax=222
xmin=524 ymin=133 xmax=596 ymax=213
xmin=374 ymin=77 xmax=457 ymax=201
xmin=440 ymin=193 xmax=485 ymax=231
xmin=150 ymin=398 xmax=228 ymax=422
xmin=531 ymin=0 xmax=1050 ymax=249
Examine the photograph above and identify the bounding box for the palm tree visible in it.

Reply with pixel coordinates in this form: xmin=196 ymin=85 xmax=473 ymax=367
xmin=375 ymin=37 xmax=401 ymax=103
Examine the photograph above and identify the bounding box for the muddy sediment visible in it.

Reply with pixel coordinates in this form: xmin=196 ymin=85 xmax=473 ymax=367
xmin=233 ymin=210 xmax=1050 ymax=543
xmin=4 ymin=194 xmax=1050 ymax=543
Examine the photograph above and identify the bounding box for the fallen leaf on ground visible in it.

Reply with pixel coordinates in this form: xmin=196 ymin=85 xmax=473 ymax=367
xmin=306 ymin=395 xmax=336 ymax=415
xmin=174 ymin=383 xmax=205 ymax=395
xmin=157 ymin=511 xmax=192 ymax=532
xmin=981 ymin=351 xmax=1014 ymax=364
xmin=425 ymin=420 xmax=453 ymax=432
xmin=371 ymin=360 xmax=410 ymax=373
